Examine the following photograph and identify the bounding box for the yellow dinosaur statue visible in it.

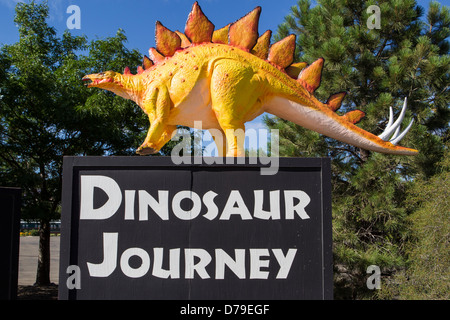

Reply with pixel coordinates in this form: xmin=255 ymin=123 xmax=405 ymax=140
xmin=83 ymin=2 xmax=418 ymax=157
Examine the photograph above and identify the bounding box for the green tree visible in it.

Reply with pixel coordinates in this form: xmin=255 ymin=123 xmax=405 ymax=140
xmin=379 ymin=143 xmax=449 ymax=299
xmin=0 ymin=1 xmax=144 ymax=285
xmin=266 ymin=0 xmax=449 ymax=298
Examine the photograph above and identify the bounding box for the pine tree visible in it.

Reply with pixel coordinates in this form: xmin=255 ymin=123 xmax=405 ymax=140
xmin=379 ymin=142 xmax=449 ymax=299
xmin=265 ymin=0 xmax=449 ymax=299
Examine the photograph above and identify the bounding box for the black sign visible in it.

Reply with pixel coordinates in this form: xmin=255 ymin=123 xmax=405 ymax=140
xmin=0 ymin=187 xmax=21 ymax=300
xmin=59 ymin=157 xmax=332 ymax=300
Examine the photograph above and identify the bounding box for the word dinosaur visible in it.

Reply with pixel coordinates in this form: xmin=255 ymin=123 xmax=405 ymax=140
xmin=83 ymin=2 xmax=418 ymax=157
xmin=79 ymin=175 xmax=312 ymax=221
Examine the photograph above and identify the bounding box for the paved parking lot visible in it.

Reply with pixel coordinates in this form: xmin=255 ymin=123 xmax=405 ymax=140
xmin=18 ymin=236 xmax=60 ymax=285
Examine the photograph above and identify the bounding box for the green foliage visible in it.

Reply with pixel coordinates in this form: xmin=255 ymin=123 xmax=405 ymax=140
xmin=379 ymin=145 xmax=449 ymax=299
xmin=267 ymin=0 xmax=449 ymax=299
xmin=0 ymin=2 xmax=144 ymax=222
xmin=0 ymin=1 xmax=147 ymax=284
xmin=74 ymin=29 xmax=147 ymax=155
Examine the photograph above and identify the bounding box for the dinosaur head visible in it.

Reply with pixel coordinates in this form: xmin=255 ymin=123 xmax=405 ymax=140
xmin=83 ymin=69 xmax=142 ymax=101
xmin=82 ymin=71 xmax=119 ymax=90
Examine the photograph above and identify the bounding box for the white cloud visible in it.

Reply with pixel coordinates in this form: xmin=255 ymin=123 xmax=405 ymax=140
xmin=0 ymin=0 xmax=24 ymax=9
xmin=0 ymin=0 xmax=67 ymax=22
xmin=47 ymin=0 xmax=65 ymax=22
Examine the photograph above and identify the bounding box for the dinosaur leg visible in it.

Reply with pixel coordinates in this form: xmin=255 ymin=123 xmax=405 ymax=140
xmin=210 ymin=61 xmax=264 ymax=157
xmin=222 ymin=126 xmax=246 ymax=157
xmin=208 ymin=129 xmax=227 ymax=157
xmin=137 ymin=123 xmax=177 ymax=155
xmin=137 ymin=86 xmax=175 ymax=155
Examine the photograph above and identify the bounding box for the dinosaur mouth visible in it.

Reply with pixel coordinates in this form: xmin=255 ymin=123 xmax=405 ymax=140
xmin=82 ymin=75 xmax=111 ymax=88
xmin=82 ymin=76 xmax=97 ymax=88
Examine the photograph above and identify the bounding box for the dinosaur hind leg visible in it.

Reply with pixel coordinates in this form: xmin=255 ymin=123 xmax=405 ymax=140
xmin=223 ymin=125 xmax=246 ymax=157
xmin=210 ymin=60 xmax=264 ymax=157
xmin=208 ymin=129 xmax=227 ymax=157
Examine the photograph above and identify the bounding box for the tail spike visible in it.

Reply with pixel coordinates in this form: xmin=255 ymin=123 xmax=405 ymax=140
xmin=229 ymin=6 xmax=261 ymax=51
xmin=378 ymin=98 xmax=409 ymax=142
xmin=185 ymin=1 xmax=215 ymax=44
xmin=390 ymin=119 xmax=414 ymax=145
xmin=297 ymin=58 xmax=324 ymax=93
xmin=391 ymin=125 xmax=401 ymax=141
xmin=386 ymin=107 xmax=394 ymax=130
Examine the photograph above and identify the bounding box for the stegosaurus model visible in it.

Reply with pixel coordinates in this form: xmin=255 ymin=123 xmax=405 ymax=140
xmin=83 ymin=2 xmax=418 ymax=156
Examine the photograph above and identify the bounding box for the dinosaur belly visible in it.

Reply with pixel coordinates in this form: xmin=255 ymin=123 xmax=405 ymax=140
xmin=168 ymin=78 xmax=221 ymax=129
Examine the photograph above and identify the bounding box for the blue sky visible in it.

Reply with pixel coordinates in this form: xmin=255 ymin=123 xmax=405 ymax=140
xmin=0 ymin=0 xmax=300 ymax=55
xmin=0 ymin=0 xmax=437 ymax=58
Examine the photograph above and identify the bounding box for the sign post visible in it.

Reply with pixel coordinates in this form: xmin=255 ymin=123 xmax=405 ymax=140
xmin=59 ymin=157 xmax=332 ymax=300
xmin=0 ymin=187 xmax=21 ymax=300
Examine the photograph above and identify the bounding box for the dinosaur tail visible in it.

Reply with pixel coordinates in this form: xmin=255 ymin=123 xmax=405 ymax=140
xmin=265 ymin=96 xmax=418 ymax=156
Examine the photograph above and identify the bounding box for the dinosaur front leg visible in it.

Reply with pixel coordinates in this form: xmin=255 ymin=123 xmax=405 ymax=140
xmin=137 ymin=123 xmax=177 ymax=155
xmin=137 ymin=86 xmax=175 ymax=155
